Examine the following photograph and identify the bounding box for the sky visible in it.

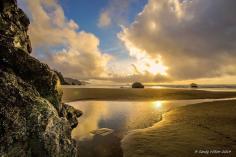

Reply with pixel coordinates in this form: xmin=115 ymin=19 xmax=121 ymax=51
xmin=18 ymin=0 xmax=236 ymax=84
xmin=59 ymin=0 xmax=147 ymax=57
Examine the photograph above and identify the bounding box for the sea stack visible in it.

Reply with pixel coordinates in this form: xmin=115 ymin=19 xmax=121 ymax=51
xmin=132 ymin=82 xmax=145 ymax=88
xmin=190 ymin=83 xmax=198 ymax=88
xmin=0 ymin=0 xmax=81 ymax=156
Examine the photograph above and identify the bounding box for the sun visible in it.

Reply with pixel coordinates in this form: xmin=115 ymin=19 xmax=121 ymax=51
xmin=148 ymin=63 xmax=168 ymax=76
xmin=122 ymin=40 xmax=168 ymax=76
xmin=134 ymin=56 xmax=168 ymax=76
xmin=137 ymin=54 xmax=168 ymax=76
xmin=143 ymin=58 xmax=168 ymax=76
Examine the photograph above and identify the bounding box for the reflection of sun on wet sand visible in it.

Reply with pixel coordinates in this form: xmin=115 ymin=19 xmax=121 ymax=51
xmin=65 ymin=88 xmax=236 ymax=157
xmin=122 ymin=100 xmax=236 ymax=157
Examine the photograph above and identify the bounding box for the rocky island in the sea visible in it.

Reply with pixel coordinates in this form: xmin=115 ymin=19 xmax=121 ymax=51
xmin=54 ymin=70 xmax=88 ymax=85
xmin=132 ymin=82 xmax=144 ymax=88
xmin=0 ymin=0 xmax=81 ymax=156
xmin=190 ymin=83 xmax=198 ymax=88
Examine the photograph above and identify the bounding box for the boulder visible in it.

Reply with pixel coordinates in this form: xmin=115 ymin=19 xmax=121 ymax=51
xmin=60 ymin=104 xmax=83 ymax=129
xmin=132 ymin=82 xmax=144 ymax=88
xmin=0 ymin=1 xmax=81 ymax=156
xmin=190 ymin=83 xmax=198 ymax=88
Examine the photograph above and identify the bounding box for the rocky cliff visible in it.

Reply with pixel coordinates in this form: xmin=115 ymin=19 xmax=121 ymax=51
xmin=0 ymin=0 xmax=81 ymax=156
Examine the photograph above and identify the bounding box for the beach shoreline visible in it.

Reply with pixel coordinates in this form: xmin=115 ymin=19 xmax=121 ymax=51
xmin=62 ymin=88 xmax=236 ymax=102
xmin=121 ymin=100 xmax=236 ymax=157
xmin=64 ymin=88 xmax=236 ymax=157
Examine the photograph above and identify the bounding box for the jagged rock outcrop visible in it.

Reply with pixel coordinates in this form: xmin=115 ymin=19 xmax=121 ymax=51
xmin=53 ymin=71 xmax=85 ymax=86
xmin=0 ymin=1 xmax=81 ymax=156
xmin=64 ymin=77 xmax=82 ymax=85
xmin=54 ymin=70 xmax=69 ymax=85
xmin=0 ymin=0 xmax=31 ymax=54
xmin=60 ymin=104 xmax=83 ymax=129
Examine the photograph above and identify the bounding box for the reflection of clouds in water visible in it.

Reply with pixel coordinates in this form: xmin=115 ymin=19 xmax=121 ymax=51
xmin=69 ymin=102 xmax=110 ymax=140
xmin=68 ymin=100 xmax=198 ymax=140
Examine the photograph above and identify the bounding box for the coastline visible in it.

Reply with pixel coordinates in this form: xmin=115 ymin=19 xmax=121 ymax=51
xmin=121 ymin=100 xmax=236 ymax=157
xmin=63 ymin=88 xmax=236 ymax=156
xmin=62 ymin=88 xmax=236 ymax=102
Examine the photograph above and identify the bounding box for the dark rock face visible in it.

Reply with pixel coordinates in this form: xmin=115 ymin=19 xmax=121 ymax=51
xmin=60 ymin=104 xmax=83 ymax=129
xmin=64 ymin=77 xmax=82 ymax=85
xmin=0 ymin=0 xmax=31 ymax=53
xmin=54 ymin=70 xmax=69 ymax=85
xmin=132 ymin=82 xmax=144 ymax=88
xmin=53 ymin=71 xmax=84 ymax=86
xmin=190 ymin=83 xmax=198 ymax=88
xmin=0 ymin=1 xmax=81 ymax=156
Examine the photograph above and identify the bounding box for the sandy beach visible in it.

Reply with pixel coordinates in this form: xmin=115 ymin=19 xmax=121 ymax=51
xmin=122 ymin=100 xmax=236 ymax=157
xmin=62 ymin=88 xmax=236 ymax=102
xmin=2 ymin=0 xmax=236 ymax=156
xmin=64 ymin=88 xmax=236 ymax=156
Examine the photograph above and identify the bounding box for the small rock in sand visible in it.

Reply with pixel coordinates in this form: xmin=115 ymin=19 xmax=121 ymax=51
xmin=90 ymin=128 xmax=114 ymax=136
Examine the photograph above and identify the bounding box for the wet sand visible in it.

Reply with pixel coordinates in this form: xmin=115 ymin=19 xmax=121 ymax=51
xmin=122 ymin=100 xmax=236 ymax=157
xmin=62 ymin=88 xmax=236 ymax=102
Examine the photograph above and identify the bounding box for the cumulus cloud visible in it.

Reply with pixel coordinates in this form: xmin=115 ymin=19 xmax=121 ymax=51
xmin=97 ymin=0 xmax=140 ymax=28
xmin=19 ymin=0 xmax=236 ymax=83
xmin=98 ymin=11 xmax=111 ymax=28
xmin=119 ymin=0 xmax=236 ymax=81
xmin=97 ymin=56 xmax=171 ymax=83
xmin=19 ymin=0 xmax=110 ymax=79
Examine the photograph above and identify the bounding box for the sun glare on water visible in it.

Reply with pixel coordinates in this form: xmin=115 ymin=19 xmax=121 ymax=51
xmin=153 ymin=101 xmax=163 ymax=109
